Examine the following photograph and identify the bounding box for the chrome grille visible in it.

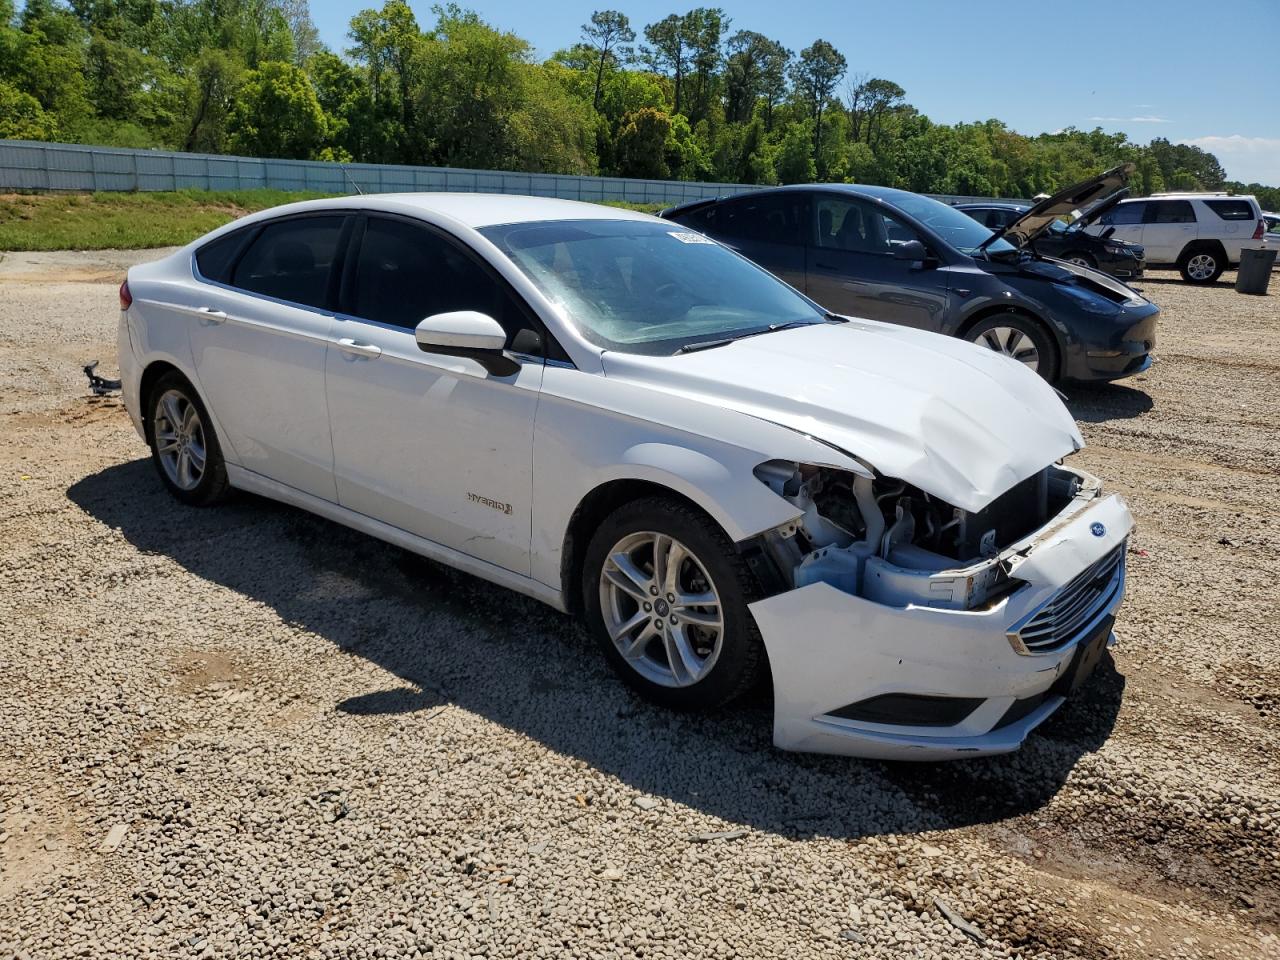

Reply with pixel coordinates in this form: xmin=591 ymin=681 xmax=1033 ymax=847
xmin=1011 ymin=545 xmax=1125 ymax=653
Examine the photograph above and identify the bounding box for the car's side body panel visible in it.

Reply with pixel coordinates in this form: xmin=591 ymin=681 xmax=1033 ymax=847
xmin=325 ymin=317 xmax=545 ymax=576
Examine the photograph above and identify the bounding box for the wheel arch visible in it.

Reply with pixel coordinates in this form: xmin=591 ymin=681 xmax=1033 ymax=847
xmin=1178 ymin=238 xmax=1227 ymax=264
xmin=560 ymin=475 xmax=773 ymax=618
xmin=956 ymin=305 xmax=1063 ymax=381
xmin=138 ymin=359 xmax=187 ymax=442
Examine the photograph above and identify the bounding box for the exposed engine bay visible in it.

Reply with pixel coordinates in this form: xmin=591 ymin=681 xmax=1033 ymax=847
xmin=753 ymin=460 xmax=1098 ymax=611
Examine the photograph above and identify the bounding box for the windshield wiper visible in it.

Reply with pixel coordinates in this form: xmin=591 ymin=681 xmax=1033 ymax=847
xmin=676 ymin=319 xmax=819 ymax=354
xmin=678 ymin=337 xmax=735 ymax=354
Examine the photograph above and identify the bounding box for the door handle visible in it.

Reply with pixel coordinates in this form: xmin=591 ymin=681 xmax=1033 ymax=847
xmin=196 ymin=307 xmax=228 ymax=324
xmin=336 ymin=338 xmax=382 ymax=358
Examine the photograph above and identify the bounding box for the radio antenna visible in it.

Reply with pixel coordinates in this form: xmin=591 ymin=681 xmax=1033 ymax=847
xmin=340 ymin=164 xmax=364 ymax=196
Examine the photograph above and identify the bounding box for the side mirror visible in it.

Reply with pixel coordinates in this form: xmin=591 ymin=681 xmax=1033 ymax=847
xmin=893 ymin=239 xmax=928 ymax=263
xmin=415 ymin=311 xmax=518 ymax=376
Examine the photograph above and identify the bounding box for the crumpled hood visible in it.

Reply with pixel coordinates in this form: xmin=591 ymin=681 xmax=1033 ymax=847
xmin=602 ymin=321 xmax=1084 ymax=512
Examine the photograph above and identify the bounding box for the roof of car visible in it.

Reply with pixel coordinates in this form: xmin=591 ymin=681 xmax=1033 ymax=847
xmin=238 ymin=192 xmax=658 ymax=229
xmin=954 ymin=201 xmax=1029 ymax=211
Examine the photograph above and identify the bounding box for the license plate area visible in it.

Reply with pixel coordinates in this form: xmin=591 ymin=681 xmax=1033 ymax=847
xmin=1051 ymin=613 xmax=1114 ymax=697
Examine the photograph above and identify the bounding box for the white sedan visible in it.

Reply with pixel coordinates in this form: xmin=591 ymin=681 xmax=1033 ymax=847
xmin=117 ymin=194 xmax=1132 ymax=760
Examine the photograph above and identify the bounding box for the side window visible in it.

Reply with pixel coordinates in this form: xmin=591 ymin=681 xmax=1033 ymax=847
xmin=351 ymin=217 xmax=529 ymax=344
xmin=195 ymin=228 xmax=252 ymax=283
xmin=230 ymin=216 xmax=346 ymax=309
xmin=1103 ymin=202 xmax=1145 ymax=226
xmin=1204 ymin=199 xmax=1254 ymax=221
xmin=814 ymin=196 xmax=894 ymax=254
xmin=1147 ymin=200 xmax=1195 ymax=224
xmin=713 ymin=193 xmax=805 ymax=246
xmin=673 ymin=204 xmax=718 ymax=233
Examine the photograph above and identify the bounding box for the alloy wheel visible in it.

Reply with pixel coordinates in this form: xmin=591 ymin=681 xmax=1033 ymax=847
xmin=599 ymin=531 xmax=724 ymax=688
xmin=153 ymin=389 xmax=207 ymax=491
xmin=972 ymin=326 xmax=1040 ymax=372
xmin=1186 ymin=253 xmax=1217 ymax=281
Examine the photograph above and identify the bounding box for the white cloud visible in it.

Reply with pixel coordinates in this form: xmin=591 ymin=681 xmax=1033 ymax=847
xmin=1179 ymin=135 xmax=1280 ymax=186
xmin=1090 ymin=115 xmax=1172 ymax=123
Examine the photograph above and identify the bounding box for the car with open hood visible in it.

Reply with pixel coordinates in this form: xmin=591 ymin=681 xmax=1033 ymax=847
xmin=955 ymin=194 xmax=1146 ymax=279
xmin=117 ymin=193 xmax=1133 ymax=760
xmin=661 ymin=165 xmax=1158 ymax=383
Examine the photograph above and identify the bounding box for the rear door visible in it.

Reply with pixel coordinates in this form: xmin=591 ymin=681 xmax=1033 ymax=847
xmin=679 ymin=192 xmax=809 ymax=291
xmin=1204 ymin=198 xmax=1259 ymax=261
xmin=805 ymin=193 xmax=949 ymax=331
xmin=187 ymin=213 xmax=350 ymax=499
xmin=1143 ymin=200 xmax=1197 ymax=263
xmin=323 ymin=214 xmax=545 ymax=575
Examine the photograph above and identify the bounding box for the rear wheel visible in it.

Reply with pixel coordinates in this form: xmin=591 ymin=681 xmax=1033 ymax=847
xmin=965 ymin=312 xmax=1059 ymax=382
xmin=582 ymin=497 xmax=764 ymax=711
xmin=147 ymin=372 xmax=231 ymax=506
xmin=1178 ymin=244 xmax=1225 ymax=284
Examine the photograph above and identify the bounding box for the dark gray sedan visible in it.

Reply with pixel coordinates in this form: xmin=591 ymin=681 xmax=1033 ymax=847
xmin=660 ymin=166 xmax=1159 ymax=383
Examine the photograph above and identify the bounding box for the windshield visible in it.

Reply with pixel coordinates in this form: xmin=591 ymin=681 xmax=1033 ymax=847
xmin=882 ymin=193 xmax=1018 ymax=256
xmin=480 ymin=219 xmax=826 ymax=355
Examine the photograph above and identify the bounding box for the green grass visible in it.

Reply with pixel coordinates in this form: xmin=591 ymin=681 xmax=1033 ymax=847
xmin=0 ymin=190 xmax=665 ymax=251
xmin=0 ymin=189 xmax=334 ymax=251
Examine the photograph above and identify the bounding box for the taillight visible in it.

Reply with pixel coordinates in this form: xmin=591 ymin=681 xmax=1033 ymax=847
xmin=119 ymin=278 xmax=132 ymax=310
xmin=1253 ymin=219 xmax=1266 ymax=241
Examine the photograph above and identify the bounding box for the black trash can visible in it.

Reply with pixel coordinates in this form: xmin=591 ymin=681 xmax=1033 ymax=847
xmin=1236 ymin=247 xmax=1277 ymax=295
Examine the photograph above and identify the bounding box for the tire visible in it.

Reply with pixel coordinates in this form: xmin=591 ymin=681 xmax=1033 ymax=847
xmin=965 ymin=312 xmax=1060 ymax=382
xmin=146 ymin=371 xmax=231 ymax=506
xmin=1063 ymin=251 xmax=1095 ymax=268
xmin=1178 ymin=244 xmax=1225 ymax=284
xmin=582 ymin=496 xmax=765 ymax=711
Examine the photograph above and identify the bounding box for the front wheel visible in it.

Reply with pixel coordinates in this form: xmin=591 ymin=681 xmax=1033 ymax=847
xmin=965 ymin=312 xmax=1059 ymax=382
xmin=1063 ymin=251 xmax=1095 ymax=268
xmin=582 ymin=497 xmax=764 ymax=711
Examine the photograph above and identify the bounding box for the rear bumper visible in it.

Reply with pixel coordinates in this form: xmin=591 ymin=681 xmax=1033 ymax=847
xmin=748 ymin=492 xmax=1133 ymax=760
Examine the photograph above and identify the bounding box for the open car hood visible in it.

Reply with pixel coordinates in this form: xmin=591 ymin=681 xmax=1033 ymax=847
xmin=983 ymin=163 xmax=1135 ymax=250
xmin=602 ymin=321 xmax=1084 ymax=513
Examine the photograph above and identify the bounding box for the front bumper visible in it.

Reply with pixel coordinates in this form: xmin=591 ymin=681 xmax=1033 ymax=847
xmin=1063 ymin=301 xmax=1159 ymax=382
xmin=748 ymin=491 xmax=1133 ymax=760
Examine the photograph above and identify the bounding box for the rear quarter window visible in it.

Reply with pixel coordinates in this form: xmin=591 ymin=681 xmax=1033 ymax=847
xmin=1204 ymin=199 xmax=1255 ymax=221
xmin=194 ymin=228 xmax=253 ymax=283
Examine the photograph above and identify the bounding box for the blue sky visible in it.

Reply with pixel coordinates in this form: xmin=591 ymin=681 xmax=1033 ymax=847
xmin=309 ymin=0 xmax=1280 ymax=184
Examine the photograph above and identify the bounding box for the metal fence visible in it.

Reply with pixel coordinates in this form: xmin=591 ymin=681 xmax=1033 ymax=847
xmin=0 ymin=138 xmax=1019 ymax=207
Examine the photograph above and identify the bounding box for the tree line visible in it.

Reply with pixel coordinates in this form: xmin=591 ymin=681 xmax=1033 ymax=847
xmin=2 ymin=0 xmax=1276 ymax=207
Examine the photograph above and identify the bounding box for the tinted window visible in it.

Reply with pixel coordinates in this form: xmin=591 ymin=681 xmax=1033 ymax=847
xmin=709 ymin=193 xmax=805 ymax=245
xmin=195 ymin=228 xmax=252 ymax=283
xmin=480 ymin=219 xmax=824 ymax=356
xmin=1204 ymin=199 xmax=1254 ymax=220
xmin=873 ymin=190 xmax=1016 ymax=256
xmin=1147 ymin=200 xmax=1195 ymax=224
xmin=230 ymin=216 xmax=345 ymax=308
xmin=351 ymin=217 xmax=528 ymax=341
xmin=1103 ymin=202 xmax=1145 ymax=225
xmin=815 ymin=196 xmax=899 ymax=253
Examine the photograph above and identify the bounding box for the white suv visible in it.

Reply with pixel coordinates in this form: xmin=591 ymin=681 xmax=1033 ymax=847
xmin=1087 ymin=192 xmax=1266 ymax=283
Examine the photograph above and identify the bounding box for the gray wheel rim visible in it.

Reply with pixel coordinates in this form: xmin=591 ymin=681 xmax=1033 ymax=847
xmin=1187 ymin=253 xmax=1217 ymax=280
xmin=599 ymin=531 xmax=724 ymax=688
xmin=154 ymin=388 xmax=206 ymax=491
xmin=973 ymin=326 xmax=1040 ymax=371
xmin=1068 ymin=255 xmax=1090 ymax=266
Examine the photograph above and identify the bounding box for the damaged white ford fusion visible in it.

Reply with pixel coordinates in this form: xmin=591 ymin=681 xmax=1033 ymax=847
xmin=118 ymin=194 xmax=1131 ymax=760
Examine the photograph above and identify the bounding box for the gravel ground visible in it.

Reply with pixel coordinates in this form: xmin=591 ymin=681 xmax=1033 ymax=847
xmin=1 ymin=251 xmax=1278 ymax=960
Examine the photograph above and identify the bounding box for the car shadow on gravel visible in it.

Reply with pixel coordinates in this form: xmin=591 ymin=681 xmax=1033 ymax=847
xmin=1062 ymin=382 xmax=1154 ymax=423
xmin=68 ymin=459 xmax=1124 ymax=842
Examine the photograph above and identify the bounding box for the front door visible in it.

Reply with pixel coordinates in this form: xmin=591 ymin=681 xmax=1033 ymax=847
xmin=805 ymin=194 xmax=949 ymax=331
xmin=323 ymin=215 xmax=544 ymax=575
xmin=186 ymin=213 xmax=349 ymax=500
xmin=1091 ymin=200 xmax=1146 ymax=252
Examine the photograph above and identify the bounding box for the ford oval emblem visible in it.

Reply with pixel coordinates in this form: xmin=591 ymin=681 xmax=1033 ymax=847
xmin=1090 ymin=522 xmax=1107 ymax=538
